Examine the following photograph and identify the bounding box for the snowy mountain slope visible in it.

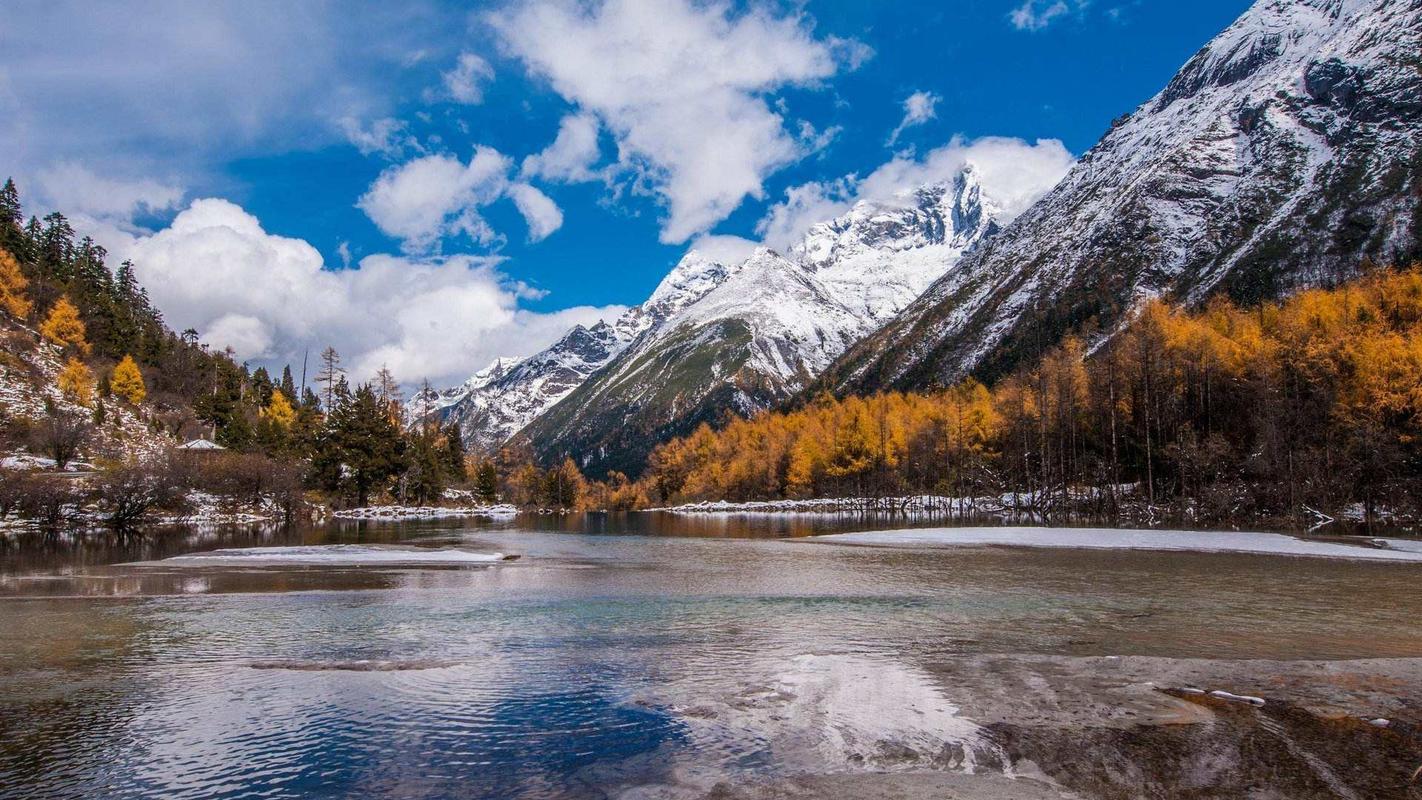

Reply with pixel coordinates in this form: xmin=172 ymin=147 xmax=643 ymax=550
xmin=823 ymin=0 xmax=1422 ymax=395
xmin=428 ymin=249 xmax=743 ymax=450
xmin=519 ymin=169 xmax=1009 ymax=477
xmin=409 ymin=356 xmax=521 ymax=421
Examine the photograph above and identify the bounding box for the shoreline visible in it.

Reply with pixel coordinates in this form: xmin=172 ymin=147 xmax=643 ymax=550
xmin=652 ymin=495 xmax=1420 ymax=538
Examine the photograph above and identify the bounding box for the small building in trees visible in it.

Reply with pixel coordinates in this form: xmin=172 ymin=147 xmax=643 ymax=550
xmin=177 ymin=438 xmax=226 ymax=454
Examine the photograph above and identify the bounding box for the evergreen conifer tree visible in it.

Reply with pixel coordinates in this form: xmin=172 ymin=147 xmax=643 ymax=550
xmin=475 ymin=460 xmax=499 ymax=504
xmin=442 ymin=422 xmax=467 ymax=482
xmin=326 ymin=384 xmax=404 ymax=506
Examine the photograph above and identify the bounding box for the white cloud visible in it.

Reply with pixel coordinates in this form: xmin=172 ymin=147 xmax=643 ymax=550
xmin=34 ymin=163 xmax=184 ymax=226
xmin=91 ymin=198 xmax=620 ymax=387
xmin=338 ymin=116 xmax=423 ymax=159
xmin=755 ymin=176 xmax=857 ymax=253
xmin=357 ymin=146 xmax=570 ymax=250
xmin=757 ymin=136 xmax=1075 ymax=251
xmin=438 ymin=52 xmax=495 ymax=104
xmin=206 ymin=314 xmax=275 ymax=357
xmin=506 ymin=183 xmax=565 ymax=242
xmin=686 ymin=233 xmax=760 ymax=266
xmin=357 ymin=147 xmax=512 ymax=251
xmin=521 ymin=113 xmax=603 ymax=183
xmin=0 ymin=1 xmax=454 ymax=176
xmin=492 ymin=0 xmax=868 ymax=244
xmin=1009 ymin=0 xmax=1071 ymax=31
xmin=886 ymin=91 xmax=940 ymax=146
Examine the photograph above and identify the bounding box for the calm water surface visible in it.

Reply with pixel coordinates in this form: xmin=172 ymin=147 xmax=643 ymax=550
xmin=2 ymin=512 xmax=1421 ymax=798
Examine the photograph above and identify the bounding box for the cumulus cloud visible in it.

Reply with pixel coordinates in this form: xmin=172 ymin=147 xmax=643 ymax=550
xmin=357 ymin=147 xmax=514 ymax=251
xmin=1009 ymin=0 xmax=1072 ymax=31
xmin=755 ymin=176 xmax=857 ymax=254
xmin=94 ymin=198 xmax=620 ymax=386
xmin=886 ymin=91 xmax=940 ymax=146
xmin=437 ymin=52 xmax=495 ymax=104
xmin=358 ymin=144 xmax=574 ymax=250
xmin=34 ymin=163 xmax=184 ymax=226
xmin=492 ymin=0 xmax=868 ymax=244
xmin=757 ymin=136 xmax=1075 ymax=251
xmin=521 ymin=113 xmax=603 ymax=183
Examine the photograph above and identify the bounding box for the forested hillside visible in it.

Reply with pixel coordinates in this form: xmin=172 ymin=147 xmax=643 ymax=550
xmin=0 ymin=179 xmax=498 ymax=524
xmin=638 ymin=265 xmax=1422 ymax=531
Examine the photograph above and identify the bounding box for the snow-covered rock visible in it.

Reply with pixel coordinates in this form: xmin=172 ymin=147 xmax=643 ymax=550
xmin=408 ymin=356 xmax=523 ymax=423
xmin=826 ymin=0 xmax=1422 ymax=393
xmin=332 ymin=504 xmax=520 ymax=520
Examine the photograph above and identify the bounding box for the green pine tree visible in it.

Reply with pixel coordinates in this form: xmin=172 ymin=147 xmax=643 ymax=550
xmin=475 ymin=461 xmax=499 ymax=504
xmin=325 ymin=384 xmax=405 ymax=506
xmin=442 ymin=422 xmax=467 ymax=483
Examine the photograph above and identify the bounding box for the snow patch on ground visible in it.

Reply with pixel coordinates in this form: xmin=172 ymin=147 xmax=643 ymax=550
xmin=656 ymin=495 xmax=1005 ymax=515
xmin=815 ymin=527 xmax=1422 ymax=563
xmin=0 ymin=453 xmax=96 ymax=472
xmin=160 ymin=544 xmax=512 ymax=565
xmin=155 ymin=491 xmax=276 ymax=525
xmin=332 ymin=504 xmax=519 ymax=520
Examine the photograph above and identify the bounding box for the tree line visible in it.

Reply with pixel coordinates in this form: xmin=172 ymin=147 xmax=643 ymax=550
xmin=635 ymin=265 xmax=1422 ymax=531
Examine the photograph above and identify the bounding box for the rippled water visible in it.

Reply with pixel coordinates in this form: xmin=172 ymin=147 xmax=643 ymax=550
xmin=3 ymin=514 xmax=1422 ymax=798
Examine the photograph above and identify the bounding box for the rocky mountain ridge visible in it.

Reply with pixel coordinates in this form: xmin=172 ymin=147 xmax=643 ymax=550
xmin=821 ymin=0 xmax=1422 ymax=394
xmin=518 ymin=168 xmax=1010 ymax=476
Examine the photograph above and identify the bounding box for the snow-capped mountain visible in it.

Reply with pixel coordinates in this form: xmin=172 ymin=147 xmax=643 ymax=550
xmin=518 ymin=168 xmax=1010 ymax=477
xmin=428 ymin=249 xmax=744 ymax=450
xmin=409 ymin=356 xmax=521 ymax=421
xmin=823 ymin=0 xmax=1422 ymax=394
xmin=426 ymin=321 xmax=626 ymax=451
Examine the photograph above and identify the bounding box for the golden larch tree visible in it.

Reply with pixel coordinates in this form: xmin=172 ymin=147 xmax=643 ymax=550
xmin=57 ymin=357 xmax=95 ymax=407
xmin=110 ymin=355 xmax=146 ymax=404
xmin=264 ymin=389 xmax=297 ymax=427
xmin=0 ymin=249 xmax=31 ymax=319
xmin=39 ymin=295 xmax=90 ymax=355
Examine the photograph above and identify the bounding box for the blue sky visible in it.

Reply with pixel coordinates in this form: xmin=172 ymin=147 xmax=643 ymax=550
xmin=1 ymin=0 xmax=1250 ymax=386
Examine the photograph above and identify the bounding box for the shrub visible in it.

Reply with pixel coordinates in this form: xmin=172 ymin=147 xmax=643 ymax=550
xmin=90 ymin=461 xmax=186 ymax=530
xmin=6 ymin=472 xmax=84 ymax=531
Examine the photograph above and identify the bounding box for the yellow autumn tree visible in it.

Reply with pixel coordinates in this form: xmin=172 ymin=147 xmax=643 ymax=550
xmin=57 ymin=357 xmax=95 ymax=406
xmin=264 ymin=389 xmax=296 ymax=427
xmin=110 ymin=355 xmax=146 ymax=404
xmin=39 ymin=295 xmax=89 ymax=355
xmin=0 ymin=249 xmax=31 ymax=319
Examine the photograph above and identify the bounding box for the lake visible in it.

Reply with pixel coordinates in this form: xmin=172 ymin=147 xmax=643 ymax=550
xmin=2 ymin=512 xmax=1421 ymax=799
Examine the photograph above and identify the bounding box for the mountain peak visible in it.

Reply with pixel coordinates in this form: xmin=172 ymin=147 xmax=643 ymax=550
xmin=644 ymin=250 xmax=740 ymax=315
xmin=518 ymin=161 xmax=1021 ymax=477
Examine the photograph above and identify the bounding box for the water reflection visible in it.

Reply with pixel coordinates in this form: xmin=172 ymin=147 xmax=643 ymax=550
xmin=3 ymin=515 xmax=1422 ymax=798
